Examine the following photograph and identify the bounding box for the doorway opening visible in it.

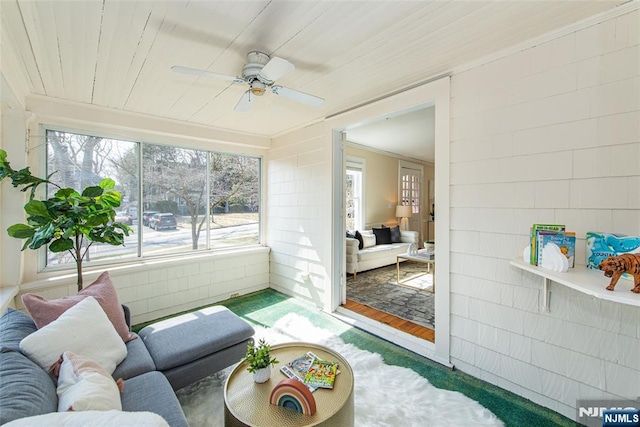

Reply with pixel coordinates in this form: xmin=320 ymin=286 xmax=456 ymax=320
xmin=343 ymin=117 xmax=434 ymax=342
xmin=329 ymin=77 xmax=451 ymax=366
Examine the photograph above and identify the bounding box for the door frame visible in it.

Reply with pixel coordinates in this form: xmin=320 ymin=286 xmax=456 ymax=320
xmin=329 ymin=76 xmax=451 ymax=367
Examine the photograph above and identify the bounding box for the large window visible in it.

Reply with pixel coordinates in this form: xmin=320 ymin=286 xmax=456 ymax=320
xmin=45 ymin=129 xmax=260 ymax=269
xmin=346 ymin=158 xmax=364 ymax=231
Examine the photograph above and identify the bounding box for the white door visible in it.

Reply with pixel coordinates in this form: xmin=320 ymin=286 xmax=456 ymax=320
xmin=399 ymin=161 xmax=423 ymax=241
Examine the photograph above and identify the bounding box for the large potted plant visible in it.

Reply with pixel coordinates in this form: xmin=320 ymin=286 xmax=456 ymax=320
xmin=0 ymin=149 xmax=132 ymax=291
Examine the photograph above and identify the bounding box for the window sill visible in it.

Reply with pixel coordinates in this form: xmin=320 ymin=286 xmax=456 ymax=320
xmin=510 ymin=258 xmax=640 ymax=311
xmin=0 ymin=286 xmax=20 ymax=314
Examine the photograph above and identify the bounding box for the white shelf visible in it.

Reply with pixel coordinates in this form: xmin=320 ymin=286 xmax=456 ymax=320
xmin=510 ymin=259 xmax=640 ymax=311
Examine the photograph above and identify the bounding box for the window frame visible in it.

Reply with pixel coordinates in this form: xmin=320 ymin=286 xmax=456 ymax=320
xmin=346 ymin=156 xmax=365 ymax=232
xmin=37 ymin=125 xmax=263 ymax=274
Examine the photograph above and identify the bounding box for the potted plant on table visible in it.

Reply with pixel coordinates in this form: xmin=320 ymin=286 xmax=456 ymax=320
xmin=243 ymin=338 xmax=278 ymax=383
xmin=0 ymin=149 xmax=132 ymax=292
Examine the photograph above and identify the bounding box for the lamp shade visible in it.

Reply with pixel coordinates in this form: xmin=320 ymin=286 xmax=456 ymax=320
xmin=395 ymin=205 xmax=413 ymax=218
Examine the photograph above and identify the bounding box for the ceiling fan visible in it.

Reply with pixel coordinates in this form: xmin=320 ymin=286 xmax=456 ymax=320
xmin=172 ymin=51 xmax=325 ymax=111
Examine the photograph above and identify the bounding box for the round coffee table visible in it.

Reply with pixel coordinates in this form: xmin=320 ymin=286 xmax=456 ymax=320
xmin=224 ymin=342 xmax=354 ymax=427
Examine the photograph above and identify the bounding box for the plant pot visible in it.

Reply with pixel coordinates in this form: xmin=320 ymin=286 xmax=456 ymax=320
xmin=253 ymin=366 xmax=271 ymax=383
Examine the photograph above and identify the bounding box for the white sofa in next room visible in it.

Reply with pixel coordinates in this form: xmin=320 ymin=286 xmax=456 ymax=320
xmin=346 ymin=229 xmax=419 ymax=278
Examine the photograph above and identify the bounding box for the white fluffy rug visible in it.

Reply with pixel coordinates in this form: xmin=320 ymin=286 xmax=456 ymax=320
xmin=177 ymin=314 xmax=504 ymax=427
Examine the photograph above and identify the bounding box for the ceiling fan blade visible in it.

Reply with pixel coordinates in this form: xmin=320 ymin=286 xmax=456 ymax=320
xmin=271 ymin=86 xmax=325 ymax=108
xmin=234 ymin=90 xmax=253 ymax=112
xmin=258 ymin=57 xmax=295 ymax=82
xmin=171 ymin=65 xmax=243 ymax=83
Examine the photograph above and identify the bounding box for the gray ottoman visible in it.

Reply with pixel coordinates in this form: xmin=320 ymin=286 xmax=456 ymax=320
xmin=139 ymin=305 xmax=255 ymax=390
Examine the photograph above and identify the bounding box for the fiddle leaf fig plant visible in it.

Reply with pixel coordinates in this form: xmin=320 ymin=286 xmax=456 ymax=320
xmin=0 ymin=149 xmax=132 ymax=291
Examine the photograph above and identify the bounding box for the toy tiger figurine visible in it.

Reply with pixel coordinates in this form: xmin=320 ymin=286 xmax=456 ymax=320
xmin=598 ymin=253 xmax=640 ymax=293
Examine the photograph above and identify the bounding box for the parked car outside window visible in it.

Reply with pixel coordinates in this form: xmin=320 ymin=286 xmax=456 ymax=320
xmin=125 ymin=207 xmax=138 ymax=220
xmin=114 ymin=211 xmax=133 ymax=225
xmin=142 ymin=211 xmax=159 ymax=226
xmin=149 ymin=213 xmax=177 ymax=231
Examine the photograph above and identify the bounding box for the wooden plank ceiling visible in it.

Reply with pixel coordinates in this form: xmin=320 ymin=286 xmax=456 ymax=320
xmin=1 ymin=0 xmax=627 ymax=138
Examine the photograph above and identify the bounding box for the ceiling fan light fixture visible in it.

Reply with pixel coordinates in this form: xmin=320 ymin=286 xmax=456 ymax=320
xmin=250 ymin=80 xmax=266 ymax=96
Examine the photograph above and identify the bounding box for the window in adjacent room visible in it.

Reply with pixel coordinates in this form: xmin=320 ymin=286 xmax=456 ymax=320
xmin=346 ymin=157 xmax=364 ymax=231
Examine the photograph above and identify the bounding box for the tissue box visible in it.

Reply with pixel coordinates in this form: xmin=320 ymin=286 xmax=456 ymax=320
xmin=586 ymin=232 xmax=640 ymax=279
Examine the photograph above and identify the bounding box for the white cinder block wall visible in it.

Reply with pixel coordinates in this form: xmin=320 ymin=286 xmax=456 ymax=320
xmin=449 ymin=10 xmax=639 ymax=419
xmin=267 ymin=123 xmax=334 ymax=311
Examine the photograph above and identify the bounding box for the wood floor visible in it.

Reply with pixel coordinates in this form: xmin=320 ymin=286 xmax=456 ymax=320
xmin=342 ymin=299 xmax=435 ymax=343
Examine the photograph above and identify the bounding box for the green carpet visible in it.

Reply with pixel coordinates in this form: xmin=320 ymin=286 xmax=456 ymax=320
xmin=133 ymin=289 xmax=577 ymax=427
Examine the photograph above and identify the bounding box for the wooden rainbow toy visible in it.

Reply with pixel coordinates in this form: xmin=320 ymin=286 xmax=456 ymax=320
xmin=269 ymin=378 xmax=317 ymax=415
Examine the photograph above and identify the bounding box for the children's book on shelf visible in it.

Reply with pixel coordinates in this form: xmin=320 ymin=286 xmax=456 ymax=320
xmin=530 ymin=224 xmax=565 ymax=265
xmin=537 ymin=231 xmax=576 ymax=268
xmin=280 ymin=351 xmax=339 ymax=392
xmin=303 ymin=359 xmax=339 ymax=389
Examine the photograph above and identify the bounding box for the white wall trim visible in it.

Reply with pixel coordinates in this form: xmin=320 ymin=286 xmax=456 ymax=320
xmin=25 ymin=95 xmax=271 ymax=152
xmin=346 ymin=140 xmax=433 ymax=166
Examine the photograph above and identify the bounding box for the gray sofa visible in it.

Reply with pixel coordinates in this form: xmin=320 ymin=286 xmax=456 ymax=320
xmin=0 ymin=305 xmax=255 ymax=426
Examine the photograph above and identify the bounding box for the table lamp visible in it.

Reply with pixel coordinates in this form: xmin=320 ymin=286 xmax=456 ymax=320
xmin=395 ymin=205 xmax=413 ymax=231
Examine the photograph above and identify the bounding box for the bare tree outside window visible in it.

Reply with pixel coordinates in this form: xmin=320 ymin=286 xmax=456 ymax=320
xmin=210 ymin=153 xmax=259 ymax=248
xmin=142 ymin=145 xmax=207 ymax=253
xmin=46 ymin=130 xmax=138 ymax=266
xmin=44 ymin=129 xmax=261 ymax=269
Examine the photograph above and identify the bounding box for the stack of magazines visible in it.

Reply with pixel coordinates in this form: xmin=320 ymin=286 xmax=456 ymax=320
xmin=280 ymin=351 xmax=339 ymax=392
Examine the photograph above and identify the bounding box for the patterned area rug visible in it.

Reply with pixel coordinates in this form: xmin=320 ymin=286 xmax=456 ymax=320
xmin=346 ymin=262 xmax=435 ymax=329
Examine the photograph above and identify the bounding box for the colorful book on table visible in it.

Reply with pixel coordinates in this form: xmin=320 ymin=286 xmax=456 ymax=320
xmin=280 ymin=352 xmax=319 ymax=392
xmin=303 ymin=359 xmax=339 ymax=389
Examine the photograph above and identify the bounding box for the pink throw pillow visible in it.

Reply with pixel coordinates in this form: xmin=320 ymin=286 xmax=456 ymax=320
xmin=22 ymin=272 xmax=136 ymax=342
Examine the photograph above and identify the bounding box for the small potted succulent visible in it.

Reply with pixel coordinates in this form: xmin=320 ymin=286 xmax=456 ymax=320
xmin=243 ymin=339 xmax=278 ymax=383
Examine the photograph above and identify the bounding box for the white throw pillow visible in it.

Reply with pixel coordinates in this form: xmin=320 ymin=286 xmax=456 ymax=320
xmin=57 ymin=351 xmax=122 ymax=412
xmin=20 ymin=296 xmax=127 ymax=374
xmin=362 ymin=233 xmax=377 ymax=249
